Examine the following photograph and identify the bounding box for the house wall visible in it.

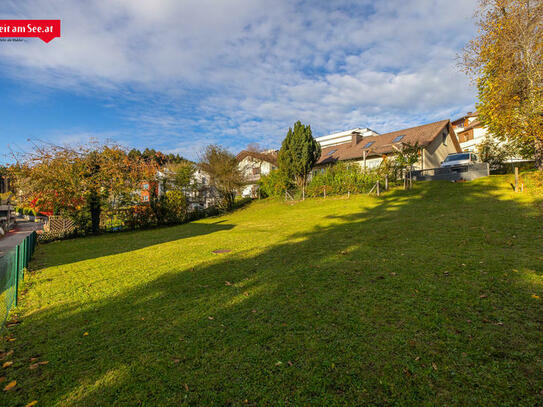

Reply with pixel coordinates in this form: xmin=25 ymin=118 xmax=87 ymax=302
xmin=423 ymin=128 xmax=460 ymax=169
xmin=238 ymin=156 xmax=277 ymax=198
xmin=460 ymin=126 xmax=487 ymax=152
xmin=352 ymin=157 xmax=383 ymax=170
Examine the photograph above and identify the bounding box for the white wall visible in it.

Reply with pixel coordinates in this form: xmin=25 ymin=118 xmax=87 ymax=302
xmin=460 ymin=126 xmax=487 ymax=152
xmin=315 ymin=128 xmax=379 ymax=148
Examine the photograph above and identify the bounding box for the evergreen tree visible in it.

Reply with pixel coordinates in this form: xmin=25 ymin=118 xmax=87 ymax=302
xmin=278 ymin=121 xmax=321 ymax=199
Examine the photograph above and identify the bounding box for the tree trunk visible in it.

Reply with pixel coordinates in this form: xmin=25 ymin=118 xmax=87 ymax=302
xmin=89 ymin=188 xmax=101 ymax=234
xmin=535 ymin=137 xmax=543 ymax=171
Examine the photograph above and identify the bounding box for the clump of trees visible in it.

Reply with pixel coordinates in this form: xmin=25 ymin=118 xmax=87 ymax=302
xmin=462 ymin=0 xmax=543 ymax=170
xmin=12 ymin=142 xmax=151 ymax=234
xmin=128 ymin=148 xmax=187 ymax=165
xmin=10 ymin=142 xmax=198 ymax=237
xmin=198 ymin=145 xmax=245 ymax=210
xmin=277 ymin=121 xmax=321 ymax=199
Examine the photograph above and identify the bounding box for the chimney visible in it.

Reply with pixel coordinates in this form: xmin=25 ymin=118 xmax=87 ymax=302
xmin=351 ymin=133 xmax=361 ymax=147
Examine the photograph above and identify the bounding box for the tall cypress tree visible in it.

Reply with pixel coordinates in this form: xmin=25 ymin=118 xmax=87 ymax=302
xmin=278 ymin=121 xmax=321 ymax=199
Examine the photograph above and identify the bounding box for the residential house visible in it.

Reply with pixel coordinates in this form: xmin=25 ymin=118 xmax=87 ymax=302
xmin=452 ymin=111 xmax=533 ymax=164
xmin=186 ymin=168 xmax=221 ymax=210
xmin=236 ymin=150 xmax=278 ymax=198
xmin=316 ymin=128 xmax=379 ymax=148
xmin=451 ymin=112 xmax=487 ymax=153
xmin=139 ymin=168 xmax=219 ymax=210
xmin=314 ymin=119 xmax=461 ymax=171
xmin=139 ymin=180 xmax=154 ymax=203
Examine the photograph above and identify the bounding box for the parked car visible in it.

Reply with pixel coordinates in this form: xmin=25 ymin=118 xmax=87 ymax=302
xmin=441 ymin=152 xmax=479 ymax=168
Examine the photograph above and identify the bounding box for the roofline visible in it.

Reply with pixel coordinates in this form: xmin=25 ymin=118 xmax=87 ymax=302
xmin=315 ymin=119 xmax=460 ymax=163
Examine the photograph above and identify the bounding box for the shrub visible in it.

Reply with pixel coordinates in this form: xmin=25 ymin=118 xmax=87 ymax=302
xmin=121 ymin=204 xmax=157 ymax=230
xmin=307 ymin=162 xmax=381 ymax=197
xmin=259 ymin=170 xmax=293 ymax=198
xmin=162 ymin=190 xmax=188 ymax=224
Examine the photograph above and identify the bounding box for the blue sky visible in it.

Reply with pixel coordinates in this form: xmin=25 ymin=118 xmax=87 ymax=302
xmin=0 ymin=0 xmax=478 ymax=163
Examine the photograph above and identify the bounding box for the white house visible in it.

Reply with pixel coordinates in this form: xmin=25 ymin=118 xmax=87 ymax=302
xmin=236 ymin=150 xmax=278 ymax=198
xmin=315 ymin=128 xmax=379 ymax=148
xmin=451 ymin=112 xmax=488 ymax=153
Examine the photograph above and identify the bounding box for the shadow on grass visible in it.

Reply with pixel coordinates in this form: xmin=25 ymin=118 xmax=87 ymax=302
xmin=4 ymin=177 xmax=543 ymax=406
xmin=36 ymin=220 xmax=236 ymax=268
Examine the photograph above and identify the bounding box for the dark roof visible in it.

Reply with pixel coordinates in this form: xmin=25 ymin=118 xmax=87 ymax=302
xmin=316 ymin=119 xmax=458 ymax=165
xmin=236 ymin=150 xmax=278 ymax=165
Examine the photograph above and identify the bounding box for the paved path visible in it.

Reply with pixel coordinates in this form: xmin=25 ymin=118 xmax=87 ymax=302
xmin=0 ymin=221 xmax=42 ymax=258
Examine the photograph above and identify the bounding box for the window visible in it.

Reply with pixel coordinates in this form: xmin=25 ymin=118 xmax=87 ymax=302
xmin=142 ymin=183 xmax=149 ymax=190
xmin=201 ymin=177 xmax=207 ymax=185
xmin=443 ymin=153 xmax=469 ymax=162
xmin=362 ymin=141 xmax=374 ymax=149
xmin=392 ymin=135 xmax=405 ymax=143
xmin=458 ymin=129 xmax=474 ymax=143
xmin=327 ymin=149 xmax=337 ymax=156
xmin=252 ymin=167 xmax=261 ymax=175
xmin=142 ymin=195 xmax=149 ymax=202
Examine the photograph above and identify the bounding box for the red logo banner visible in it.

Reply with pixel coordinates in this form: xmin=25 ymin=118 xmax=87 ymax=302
xmin=0 ymin=20 xmax=61 ymax=43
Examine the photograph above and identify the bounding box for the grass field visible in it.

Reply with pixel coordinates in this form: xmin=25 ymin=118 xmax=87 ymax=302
xmin=1 ymin=174 xmax=542 ymax=406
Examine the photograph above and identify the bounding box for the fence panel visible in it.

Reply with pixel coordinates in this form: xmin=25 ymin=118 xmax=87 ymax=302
xmin=0 ymin=231 xmax=38 ymax=326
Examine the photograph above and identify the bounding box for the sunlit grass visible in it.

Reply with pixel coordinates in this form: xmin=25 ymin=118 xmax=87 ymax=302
xmin=1 ymin=174 xmax=542 ymax=406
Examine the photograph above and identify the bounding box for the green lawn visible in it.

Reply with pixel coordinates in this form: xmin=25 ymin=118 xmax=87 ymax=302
xmin=2 ymin=174 xmax=543 ymax=406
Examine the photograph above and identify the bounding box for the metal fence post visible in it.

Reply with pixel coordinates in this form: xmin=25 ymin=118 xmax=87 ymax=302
xmin=14 ymin=246 xmax=20 ymax=307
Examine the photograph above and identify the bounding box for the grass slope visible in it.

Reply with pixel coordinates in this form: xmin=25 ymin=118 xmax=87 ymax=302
xmin=1 ymin=175 xmax=543 ymax=406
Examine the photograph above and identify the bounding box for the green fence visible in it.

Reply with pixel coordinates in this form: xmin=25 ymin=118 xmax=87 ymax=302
xmin=0 ymin=232 xmax=38 ymax=326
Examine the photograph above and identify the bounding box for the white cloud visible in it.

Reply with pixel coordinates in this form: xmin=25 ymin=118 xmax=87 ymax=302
xmin=0 ymin=0 xmax=479 ymax=158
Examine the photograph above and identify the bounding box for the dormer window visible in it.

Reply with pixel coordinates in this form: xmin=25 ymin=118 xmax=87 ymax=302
xmin=327 ymin=149 xmax=337 ymax=156
xmin=362 ymin=141 xmax=374 ymax=149
xmin=392 ymin=135 xmax=405 ymax=143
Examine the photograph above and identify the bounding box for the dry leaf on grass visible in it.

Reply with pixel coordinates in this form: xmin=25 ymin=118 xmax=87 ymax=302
xmin=26 ymin=401 xmax=38 ymax=407
xmin=2 ymin=361 xmax=13 ymax=368
xmin=3 ymin=380 xmax=16 ymax=391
